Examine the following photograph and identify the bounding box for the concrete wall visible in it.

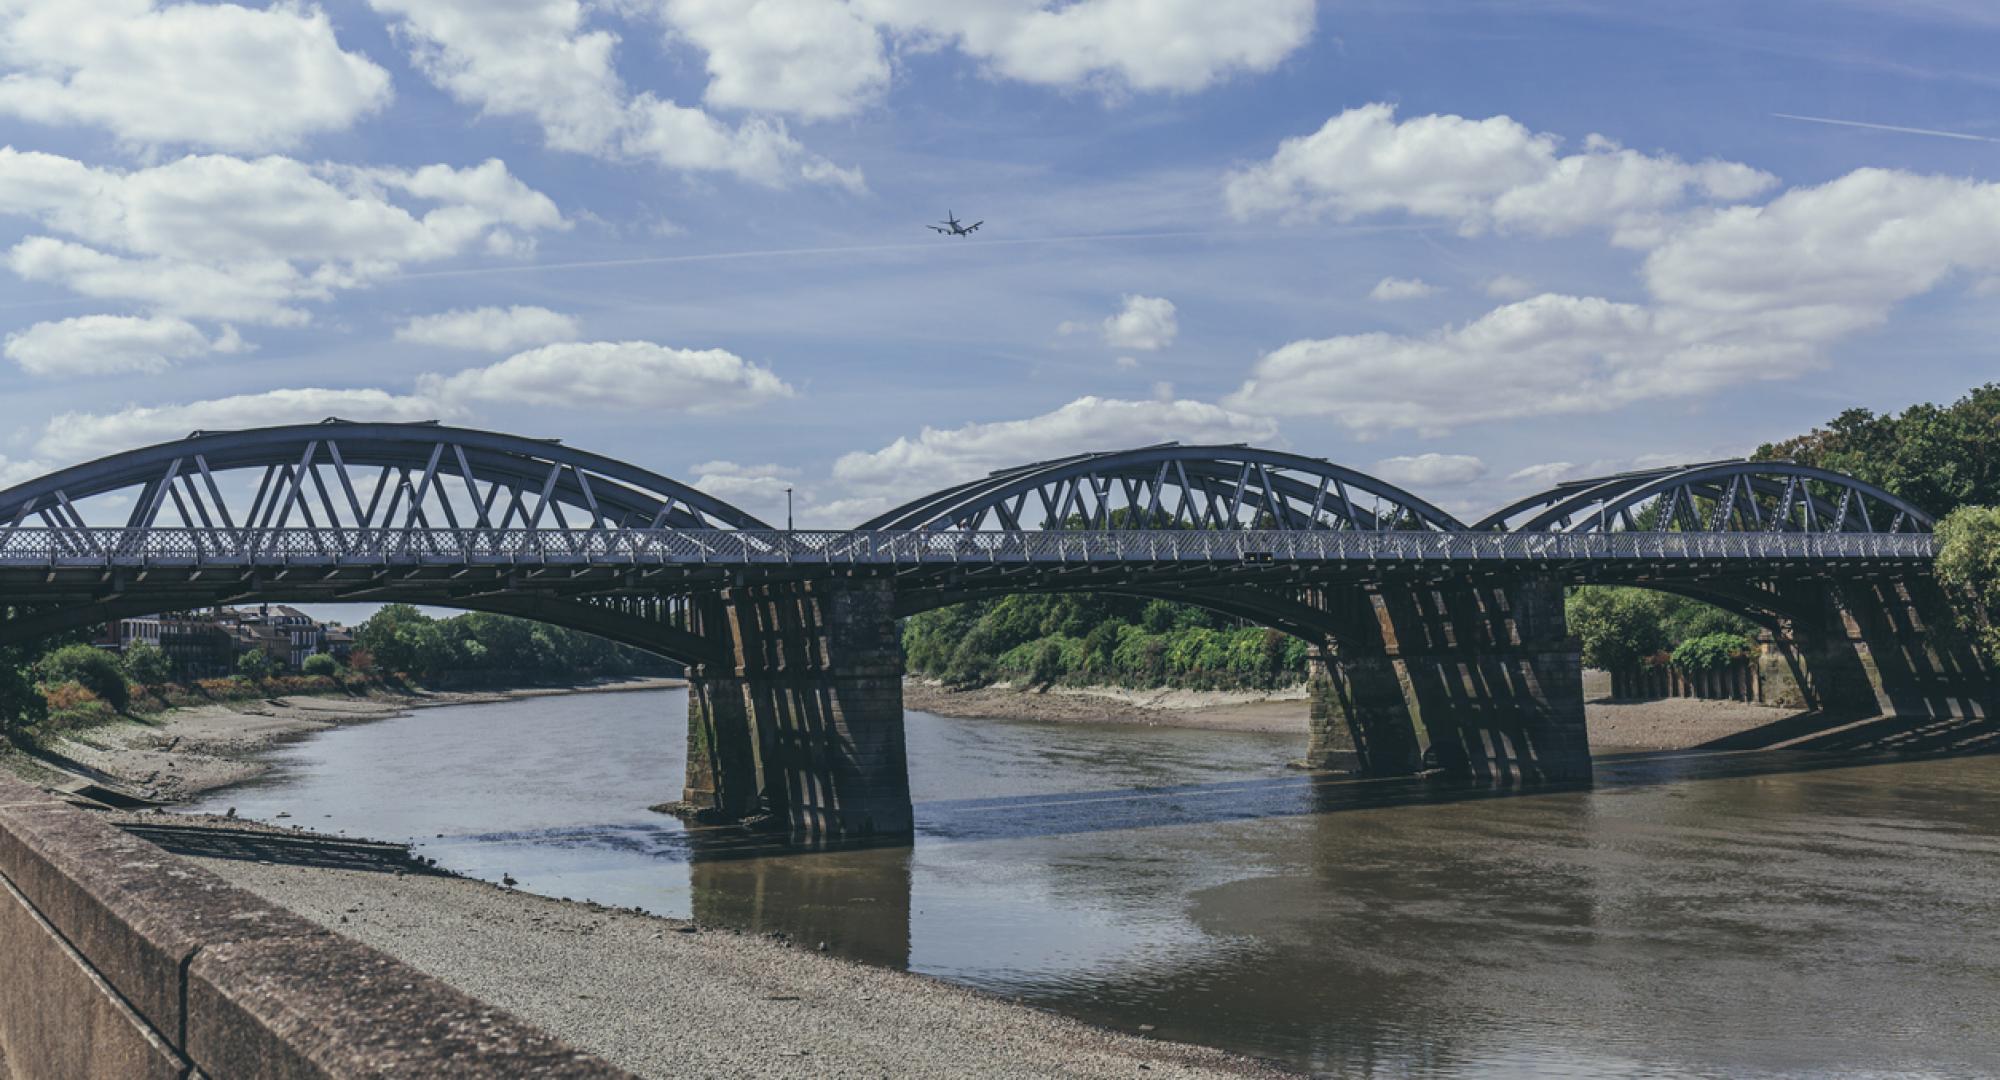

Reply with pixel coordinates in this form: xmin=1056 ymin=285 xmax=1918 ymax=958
xmin=0 ymin=775 xmax=631 ymax=1080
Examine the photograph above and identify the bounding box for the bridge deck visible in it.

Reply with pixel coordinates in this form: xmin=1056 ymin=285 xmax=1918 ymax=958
xmin=0 ymin=528 xmax=1938 ymax=571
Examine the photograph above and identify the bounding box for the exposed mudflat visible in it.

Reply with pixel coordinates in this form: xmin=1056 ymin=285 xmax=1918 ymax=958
xmin=12 ymin=679 xmax=684 ymax=802
xmin=158 ymin=815 xmax=1286 ymax=1080
xmin=907 ymin=675 xmax=1802 ymax=751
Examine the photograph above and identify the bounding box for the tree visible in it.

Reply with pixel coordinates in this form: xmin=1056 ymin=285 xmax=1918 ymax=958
xmin=1671 ymin=633 xmax=1757 ymax=674
xmin=1935 ymin=504 xmax=2000 ymax=656
xmin=1567 ymin=588 xmax=1668 ymax=671
xmin=235 ymin=648 xmax=277 ymax=681
xmin=35 ymin=644 xmax=130 ymax=712
xmin=122 ymin=643 xmax=173 ymax=686
xmin=0 ymin=658 xmax=46 ymax=740
xmin=301 ymin=653 xmax=342 ymax=677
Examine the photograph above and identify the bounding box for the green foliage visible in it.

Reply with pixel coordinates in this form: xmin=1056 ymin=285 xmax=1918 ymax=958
xmin=301 ymin=653 xmax=342 ymax=677
xmin=351 ymin=607 xmax=661 ymax=681
xmin=121 ymin=642 xmax=173 ymax=686
xmin=903 ymin=593 xmax=1308 ymax=691
xmin=1671 ymin=632 xmax=1758 ymax=673
xmin=1567 ymin=588 xmax=1669 ymax=670
xmin=34 ymin=644 xmax=130 ymax=713
xmin=1755 ymin=383 xmax=2000 ymax=519
xmin=235 ymin=648 xmax=278 ymax=681
xmin=1567 ymin=587 xmax=1755 ymax=671
xmin=1935 ymin=504 xmax=2000 ymax=656
xmin=0 ymin=660 xmax=45 ymax=740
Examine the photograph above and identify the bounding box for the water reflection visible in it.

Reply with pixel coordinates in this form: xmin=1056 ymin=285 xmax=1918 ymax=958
xmin=188 ymin=690 xmax=2000 ymax=1077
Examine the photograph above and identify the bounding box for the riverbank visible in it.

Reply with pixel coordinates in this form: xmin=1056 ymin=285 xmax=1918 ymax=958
xmin=907 ymin=674 xmax=1805 ymax=751
xmin=130 ymin=812 xmax=1286 ymax=1079
xmin=2 ymin=677 xmax=684 ymax=803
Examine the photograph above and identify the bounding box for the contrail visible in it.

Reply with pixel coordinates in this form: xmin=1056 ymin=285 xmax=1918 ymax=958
xmin=389 ymin=225 xmax=1419 ymax=283
xmin=1772 ymin=112 xmax=2000 ymax=144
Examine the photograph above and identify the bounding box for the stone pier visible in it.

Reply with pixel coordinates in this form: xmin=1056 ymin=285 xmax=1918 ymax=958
xmin=1302 ymin=576 xmax=1590 ymax=784
xmin=1759 ymin=577 xmax=1991 ymax=721
xmin=682 ymin=577 xmax=913 ymax=838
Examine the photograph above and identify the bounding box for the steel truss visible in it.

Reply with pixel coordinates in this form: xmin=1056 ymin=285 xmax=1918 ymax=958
xmin=0 ymin=423 xmax=1946 ymax=661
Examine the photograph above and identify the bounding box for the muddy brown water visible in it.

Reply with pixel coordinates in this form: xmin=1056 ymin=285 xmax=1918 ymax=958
xmin=189 ymin=689 xmax=2000 ymax=1077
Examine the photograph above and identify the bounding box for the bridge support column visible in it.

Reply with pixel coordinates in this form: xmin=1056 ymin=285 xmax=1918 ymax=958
xmin=1304 ymin=648 xmax=1424 ymax=776
xmin=682 ymin=578 xmax=913 ymax=838
xmin=1760 ymin=578 xmax=1990 ymax=720
xmin=1380 ymin=574 xmax=1591 ymax=784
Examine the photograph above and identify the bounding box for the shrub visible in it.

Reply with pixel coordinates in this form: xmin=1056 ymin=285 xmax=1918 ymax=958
xmin=301 ymin=653 xmax=342 ymax=677
xmin=0 ymin=662 xmax=46 ymax=739
xmin=235 ymin=649 xmax=278 ymax=681
xmin=35 ymin=644 xmax=130 ymax=712
xmin=1936 ymin=504 xmax=2000 ymax=656
xmin=122 ymin=643 xmax=173 ymax=686
xmin=1671 ymin=632 xmax=1757 ymax=674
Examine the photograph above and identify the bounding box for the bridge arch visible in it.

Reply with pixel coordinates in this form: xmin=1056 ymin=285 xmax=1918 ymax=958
xmin=0 ymin=419 xmax=770 ymax=536
xmin=862 ymin=444 xmax=1468 ymax=533
xmin=1476 ymin=460 xmax=1933 ymax=535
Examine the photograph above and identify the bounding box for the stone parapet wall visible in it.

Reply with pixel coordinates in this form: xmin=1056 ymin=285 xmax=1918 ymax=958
xmin=0 ymin=775 xmax=631 ymax=1080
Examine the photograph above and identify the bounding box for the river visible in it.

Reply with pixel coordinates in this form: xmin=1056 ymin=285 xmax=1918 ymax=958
xmin=189 ymin=688 xmax=2000 ymax=1077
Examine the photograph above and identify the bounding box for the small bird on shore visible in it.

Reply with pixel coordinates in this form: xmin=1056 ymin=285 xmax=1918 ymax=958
xmin=502 ymin=872 xmax=518 ymax=887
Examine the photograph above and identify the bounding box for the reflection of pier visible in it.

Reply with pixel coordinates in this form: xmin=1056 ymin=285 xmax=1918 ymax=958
xmin=685 ymin=827 xmax=914 ymax=970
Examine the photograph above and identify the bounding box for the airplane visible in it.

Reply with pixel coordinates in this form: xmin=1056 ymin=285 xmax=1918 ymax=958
xmin=928 ymin=211 xmax=982 ymax=236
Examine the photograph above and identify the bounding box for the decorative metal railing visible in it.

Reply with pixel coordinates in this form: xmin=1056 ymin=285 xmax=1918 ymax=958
xmin=0 ymin=528 xmax=1939 ymax=568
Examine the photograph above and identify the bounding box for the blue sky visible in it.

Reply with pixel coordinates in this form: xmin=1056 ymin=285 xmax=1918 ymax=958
xmin=3 ymin=0 xmax=1999 ymax=531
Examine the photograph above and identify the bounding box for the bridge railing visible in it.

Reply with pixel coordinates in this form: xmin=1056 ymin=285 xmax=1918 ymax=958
xmin=0 ymin=527 xmax=1939 ymax=567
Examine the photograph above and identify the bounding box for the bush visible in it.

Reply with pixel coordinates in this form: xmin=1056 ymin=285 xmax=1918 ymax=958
xmin=235 ymin=649 xmax=278 ymax=681
xmin=122 ymin=643 xmax=173 ymax=686
xmin=1937 ymin=504 xmax=2000 ymax=656
xmin=1671 ymin=633 xmax=1757 ymax=674
xmin=301 ymin=653 xmax=342 ymax=677
xmin=35 ymin=644 xmax=130 ymax=713
xmin=0 ymin=661 xmax=46 ymax=739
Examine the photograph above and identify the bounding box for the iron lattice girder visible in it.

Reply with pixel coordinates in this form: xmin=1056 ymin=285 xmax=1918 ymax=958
xmin=0 ymin=420 xmax=772 ymax=539
xmin=1480 ymin=459 xmax=1934 ymax=535
xmin=860 ymin=444 xmax=1468 ymax=533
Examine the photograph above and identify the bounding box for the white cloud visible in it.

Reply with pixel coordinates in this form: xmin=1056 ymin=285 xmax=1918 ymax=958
xmin=395 ymin=306 xmax=581 ymax=351
xmin=1230 ymin=166 xmax=2000 ymax=436
xmin=1504 ymin=453 xmax=1693 ymax=489
xmin=37 ymin=388 xmax=442 ymax=461
xmin=660 ymin=0 xmax=889 ymax=119
xmin=369 ymin=0 xmax=862 ymax=189
xmin=1226 ymin=293 xmax=1819 ymax=436
xmin=832 ymin=395 xmax=1277 ymax=497
xmin=1371 ymin=453 xmax=1487 ymax=487
xmin=1065 ymin=294 xmax=1178 ymax=350
xmin=1484 ymin=274 xmax=1535 ymax=299
xmin=0 ymin=0 xmax=391 ymax=152
xmin=854 ymin=0 xmax=1316 ymax=95
xmin=1642 ymin=167 xmax=2000 ymax=346
xmin=4 ymin=314 xmax=245 ymax=376
xmin=420 ymin=340 xmax=794 ymax=412
xmin=1114 ymin=355 xmax=1140 ymax=369
xmin=0 ymin=455 xmax=47 ymax=489
xmin=0 ymin=149 xmax=565 ymax=323
xmin=1225 ymin=103 xmax=1776 ymax=243
xmin=1368 ymin=276 xmax=1437 ymax=301
xmin=688 ymin=460 xmax=803 ymax=524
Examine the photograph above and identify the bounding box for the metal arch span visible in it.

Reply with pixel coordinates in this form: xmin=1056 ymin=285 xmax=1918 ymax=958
xmin=0 ymin=419 xmax=771 ymax=539
xmin=1476 ymin=460 xmax=1935 ymax=535
xmin=861 ymin=444 xmax=1468 ymax=533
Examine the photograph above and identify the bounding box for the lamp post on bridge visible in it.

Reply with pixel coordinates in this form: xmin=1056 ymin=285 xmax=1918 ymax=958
xmin=786 ymin=486 xmax=794 ymax=532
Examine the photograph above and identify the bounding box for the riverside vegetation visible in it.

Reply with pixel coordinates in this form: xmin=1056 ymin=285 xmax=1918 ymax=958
xmin=0 ymin=603 xmax=670 ymax=750
xmin=909 ymin=383 xmax=2000 ymax=692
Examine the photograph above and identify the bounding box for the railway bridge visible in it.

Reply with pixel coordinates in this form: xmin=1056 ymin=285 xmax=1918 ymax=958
xmin=0 ymin=421 xmax=1983 ymax=837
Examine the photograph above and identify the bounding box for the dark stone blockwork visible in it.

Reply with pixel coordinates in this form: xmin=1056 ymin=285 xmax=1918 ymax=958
xmin=0 ymin=775 xmax=632 ymax=1080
